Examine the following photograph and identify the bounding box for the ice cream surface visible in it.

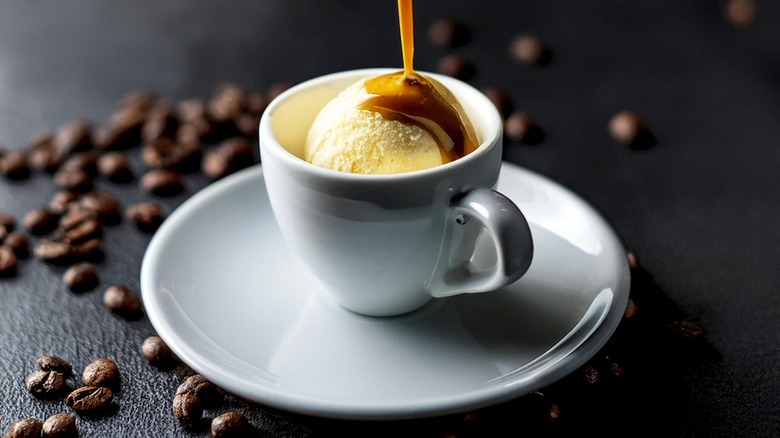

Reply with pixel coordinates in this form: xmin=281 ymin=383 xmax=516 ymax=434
xmin=304 ymin=72 xmax=478 ymax=175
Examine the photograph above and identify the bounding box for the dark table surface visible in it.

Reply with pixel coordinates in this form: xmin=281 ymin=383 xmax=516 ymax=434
xmin=1 ymin=1 xmax=778 ymax=437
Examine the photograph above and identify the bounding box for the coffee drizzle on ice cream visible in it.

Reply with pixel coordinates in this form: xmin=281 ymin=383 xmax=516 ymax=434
xmin=357 ymin=0 xmax=478 ymax=162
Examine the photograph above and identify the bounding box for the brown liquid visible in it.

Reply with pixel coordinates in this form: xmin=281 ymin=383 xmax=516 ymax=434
xmin=357 ymin=0 xmax=478 ymax=162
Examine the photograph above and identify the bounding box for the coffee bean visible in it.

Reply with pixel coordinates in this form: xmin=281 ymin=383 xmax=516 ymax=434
xmin=481 ymin=87 xmax=514 ymax=119
xmin=28 ymin=141 xmax=63 ymax=173
xmin=60 ymin=152 xmax=98 ymax=176
xmin=177 ymin=120 xmax=211 ymax=145
xmin=102 ymin=285 xmax=143 ymax=320
xmin=53 ymin=168 xmax=94 ymax=193
xmin=246 ymin=93 xmax=268 ymax=116
xmin=436 ymin=55 xmax=476 ymax=81
xmin=177 ymin=98 xmax=207 ymax=122
xmin=33 ymin=240 xmax=73 ymax=265
xmin=141 ymin=114 xmax=179 ymax=144
xmin=26 ymin=370 xmax=66 ymax=398
xmin=126 ymin=202 xmax=165 ymax=232
xmin=0 ymin=212 xmax=16 ymax=232
xmin=49 ymin=191 xmax=79 ymax=215
xmin=609 ymin=361 xmax=625 ymax=379
xmin=172 ymin=393 xmax=203 ymax=429
xmin=141 ymin=336 xmax=177 ymax=369
xmin=37 ymin=355 xmax=72 ymax=374
xmin=23 ymin=207 xmax=59 ymax=235
xmin=548 ymin=402 xmax=561 ymax=423
xmin=4 ymin=232 xmax=30 ymax=258
xmin=623 ymin=298 xmax=638 ymax=320
xmin=54 ymin=120 xmax=93 ymax=156
xmin=62 ymin=262 xmax=99 ymax=292
xmin=58 ymin=208 xmax=98 ymax=232
xmin=510 ymin=34 xmax=552 ymax=66
xmin=668 ymin=319 xmax=703 ymax=340
xmin=66 ymin=386 xmax=113 ymax=414
xmin=428 ymin=18 xmax=471 ymax=48
xmin=583 ymin=363 xmax=599 ymax=385
xmin=211 ymin=412 xmax=251 ymax=437
xmin=209 ymin=84 xmax=246 ymax=123
xmin=608 ymin=110 xmax=654 ymax=149
xmin=82 ymin=358 xmax=120 ymax=389
xmin=140 ymin=169 xmax=185 ymax=197
xmin=118 ymin=89 xmax=155 ymax=113
xmin=176 ymin=374 xmax=221 ymax=407
xmin=202 ymin=138 xmax=255 ymax=180
xmin=141 ymin=137 xmax=201 ymax=172
xmin=505 ymin=112 xmax=545 ymax=145
xmin=57 ymin=217 xmax=102 ymax=245
xmin=234 ymin=113 xmax=260 ymax=139
xmin=724 ymin=0 xmax=757 ymax=28
xmin=4 ymin=418 xmax=43 ymax=438
xmin=41 ymin=413 xmax=77 ymax=438
xmin=0 ymin=151 xmax=31 ymax=180
xmin=71 ymin=238 xmax=103 ymax=262
xmin=626 ymin=251 xmax=640 ymax=270
xmin=0 ymin=246 xmax=17 ymax=276
xmin=78 ymin=191 xmax=122 ymax=225
xmin=97 ymin=152 xmax=133 ymax=183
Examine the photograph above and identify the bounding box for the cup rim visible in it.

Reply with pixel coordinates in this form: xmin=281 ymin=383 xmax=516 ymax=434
xmin=259 ymin=68 xmax=503 ymax=182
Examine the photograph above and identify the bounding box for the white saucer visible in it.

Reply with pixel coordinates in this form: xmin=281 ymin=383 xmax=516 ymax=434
xmin=140 ymin=162 xmax=630 ymax=420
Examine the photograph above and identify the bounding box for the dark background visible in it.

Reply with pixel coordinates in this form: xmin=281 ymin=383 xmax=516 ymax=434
xmin=1 ymin=0 xmax=778 ymax=436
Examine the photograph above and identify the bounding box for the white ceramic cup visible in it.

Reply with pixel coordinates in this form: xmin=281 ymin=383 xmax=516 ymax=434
xmin=259 ymin=68 xmax=533 ymax=317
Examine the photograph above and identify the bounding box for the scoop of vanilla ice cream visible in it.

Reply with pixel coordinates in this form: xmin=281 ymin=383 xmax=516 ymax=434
xmin=304 ymin=79 xmax=445 ymax=174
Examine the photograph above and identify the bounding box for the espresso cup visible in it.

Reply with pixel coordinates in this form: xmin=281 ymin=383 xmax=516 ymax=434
xmin=259 ymin=68 xmax=533 ymax=317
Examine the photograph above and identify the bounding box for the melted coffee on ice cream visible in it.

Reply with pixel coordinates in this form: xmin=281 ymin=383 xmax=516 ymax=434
xmin=358 ymin=0 xmax=478 ymax=163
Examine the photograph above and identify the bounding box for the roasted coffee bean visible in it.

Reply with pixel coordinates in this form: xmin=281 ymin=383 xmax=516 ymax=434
xmin=583 ymin=364 xmax=599 ymax=385
xmin=60 ymin=152 xmax=98 ymax=176
xmin=623 ymin=298 xmax=638 ymax=320
xmin=26 ymin=130 xmax=54 ymax=150
xmin=505 ymin=112 xmax=545 ymax=145
xmin=626 ymin=251 xmax=640 ymax=270
xmin=141 ymin=137 xmax=201 ymax=172
xmin=610 ymin=361 xmax=625 ymax=379
xmin=141 ymin=114 xmax=179 ymax=143
xmin=141 ymin=336 xmax=177 ymax=369
xmin=66 ymin=386 xmax=113 ymax=414
xmin=57 ymin=217 xmax=101 ymax=245
xmin=26 ymin=370 xmax=66 ymax=397
xmin=668 ymin=319 xmax=703 ymax=340
xmin=4 ymin=418 xmax=43 ymax=438
xmin=82 ymin=358 xmax=120 ymax=389
xmin=33 ymin=240 xmax=73 ymax=265
xmin=53 ymin=168 xmax=94 ymax=193
xmin=211 ymin=412 xmax=251 ymax=437
xmin=177 ymin=120 xmax=211 ymax=145
xmin=177 ymin=98 xmax=207 ymax=122
xmin=481 ymin=87 xmax=514 ymax=119
xmin=176 ymin=374 xmax=221 ymax=407
xmin=41 ymin=413 xmax=77 ymax=438
xmin=428 ymin=18 xmax=471 ymax=48
xmin=28 ymin=141 xmax=63 ymax=172
xmin=246 ymin=93 xmax=268 ymax=116
xmin=548 ymin=402 xmax=561 ymax=423
xmin=103 ymin=285 xmax=143 ymax=320
xmin=23 ymin=207 xmax=59 ymax=235
xmin=724 ymin=0 xmax=757 ymax=28
xmin=0 ymin=246 xmax=18 ymax=276
xmin=4 ymin=232 xmax=29 ymax=258
xmin=37 ymin=355 xmax=72 ymax=374
xmin=510 ymin=34 xmax=552 ymax=66
xmin=71 ymin=238 xmax=103 ymax=262
xmin=49 ymin=191 xmax=79 ymax=215
xmin=0 ymin=151 xmax=31 ymax=180
xmin=172 ymin=393 xmax=204 ymax=429
xmin=62 ymin=262 xmax=99 ymax=292
xmin=78 ymin=191 xmax=122 ymax=225
xmin=0 ymin=225 xmax=7 ymax=242
xmin=234 ymin=113 xmax=260 ymax=139
xmin=58 ymin=208 xmax=98 ymax=232
xmin=208 ymin=84 xmax=246 ymax=123
xmin=0 ymin=212 xmax=16 ymax=232
xmin=436 ymin=55 xmax=476 ymax=81
xmin=54 ymin=120 xmax=92 ymax=156
xmin=608 ymin=111 xmax=654 ymax=149
xmin=118 ymin=89 xmax=155 ymax=113
xmin=140 ymin=169 xmax=185 ymax=197
xmin=202 ymin=138 xmax=255 ymax=180
xmin=97 ymin=151 xmax=133 ymax=183
xmin=126 ymin=202 xmax=165 ymax=232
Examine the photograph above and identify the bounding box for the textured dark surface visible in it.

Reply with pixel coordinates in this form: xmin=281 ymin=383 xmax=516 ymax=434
xmin=1 ymin=1 xmax=778 ymax=437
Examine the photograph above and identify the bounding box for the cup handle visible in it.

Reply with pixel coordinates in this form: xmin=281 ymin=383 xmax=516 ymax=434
xmin=428 ymin=188 xmax=533 ymax=298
